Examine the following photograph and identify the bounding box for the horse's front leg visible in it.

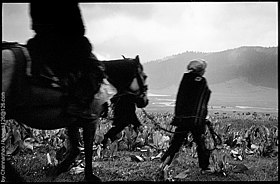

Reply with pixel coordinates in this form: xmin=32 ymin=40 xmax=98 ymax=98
xmin=47 ymin=126 xmax=81 ymax=179
xmin=83 ymin=119 xmax=101 ymax=182
xmin=59 ymin=127 xmax=81 ymax=170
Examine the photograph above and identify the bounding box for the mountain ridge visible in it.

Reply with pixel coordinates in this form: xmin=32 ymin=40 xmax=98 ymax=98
xmin=143 ymin=46 xmax=278 ymax=90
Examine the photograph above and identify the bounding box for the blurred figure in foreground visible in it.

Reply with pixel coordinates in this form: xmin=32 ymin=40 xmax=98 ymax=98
xmin=27 ymin=2 xmax=106 ymax=120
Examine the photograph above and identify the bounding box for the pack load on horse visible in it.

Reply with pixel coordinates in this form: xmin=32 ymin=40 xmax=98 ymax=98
xmin=2 ymin=41 xmax=149 ymax=182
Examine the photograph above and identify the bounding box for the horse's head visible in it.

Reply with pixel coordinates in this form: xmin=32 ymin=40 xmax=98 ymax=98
xmin=103 ymin=55 xmax=149 ymax=108
xmin=129 ymin=55 xmax=149 ymax=108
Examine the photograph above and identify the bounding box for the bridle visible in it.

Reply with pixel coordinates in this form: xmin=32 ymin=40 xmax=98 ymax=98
xmin=112 ymin=57 xmax=148 ymax=105
xmin=128 ymin=56 xmax=148 ymax=97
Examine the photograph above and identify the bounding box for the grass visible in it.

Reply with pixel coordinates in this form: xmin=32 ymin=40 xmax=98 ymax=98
xmin=8 ymin=148 xmax=278 ymax=182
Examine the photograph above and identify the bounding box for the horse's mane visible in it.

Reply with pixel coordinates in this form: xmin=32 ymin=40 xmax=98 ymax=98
xmin=102 ymin=58 xmax=139 ymax=92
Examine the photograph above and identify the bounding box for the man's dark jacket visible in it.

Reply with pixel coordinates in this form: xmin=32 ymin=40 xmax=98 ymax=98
xmin=171 ymin=72 xmax=211 ymax=127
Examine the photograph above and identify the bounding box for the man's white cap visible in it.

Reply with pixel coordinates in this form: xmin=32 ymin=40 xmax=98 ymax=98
xmin=187 ymin=59 xmax=207 ymax=73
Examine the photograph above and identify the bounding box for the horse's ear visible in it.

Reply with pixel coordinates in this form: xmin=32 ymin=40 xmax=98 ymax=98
xmin=135 ymin=55 xmax=140 ymax=63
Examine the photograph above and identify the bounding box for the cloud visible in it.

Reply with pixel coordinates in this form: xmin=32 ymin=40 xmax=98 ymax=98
xmin=80 ymin=3 xmax=156 ymax=21
xmin=2 ymin=2 xmax=277 ymax=62
xmin=2 ymin=3 xmax=34 ymax=43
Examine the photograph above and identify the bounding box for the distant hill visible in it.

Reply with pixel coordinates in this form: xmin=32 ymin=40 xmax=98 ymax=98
xmin=143 ymin=46 xmax=278 ymax=92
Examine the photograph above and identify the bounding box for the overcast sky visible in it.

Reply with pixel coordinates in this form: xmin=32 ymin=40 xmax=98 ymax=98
xmin=2 ymin=2 xmax=278 ymax=63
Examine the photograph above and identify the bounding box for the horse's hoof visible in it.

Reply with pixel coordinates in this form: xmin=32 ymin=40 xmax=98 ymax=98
xmin=85 ymin=174 xmax=102 ymax=182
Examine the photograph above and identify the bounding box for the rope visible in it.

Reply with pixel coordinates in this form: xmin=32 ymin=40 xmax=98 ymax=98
xmin=140 ymin=108 xmax=222 ymax=151
xmin=141 ymin=108 xmax=202 ymax=134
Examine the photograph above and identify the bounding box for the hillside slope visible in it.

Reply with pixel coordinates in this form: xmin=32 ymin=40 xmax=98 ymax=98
xmin=144 ymin=46 xmax=278 ymax=109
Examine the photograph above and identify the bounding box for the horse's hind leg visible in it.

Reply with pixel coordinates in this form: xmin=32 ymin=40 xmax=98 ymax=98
xmin=83 ymin=120 xmax=101 ymax=182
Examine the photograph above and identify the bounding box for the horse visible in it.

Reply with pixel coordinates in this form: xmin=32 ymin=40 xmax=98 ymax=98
xmin=2 ymin=41 xmax=149 ymax=182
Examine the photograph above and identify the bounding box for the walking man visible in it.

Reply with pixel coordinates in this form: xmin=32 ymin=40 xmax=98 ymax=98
xmin=158 ymin=59 xmax=214 ymax=179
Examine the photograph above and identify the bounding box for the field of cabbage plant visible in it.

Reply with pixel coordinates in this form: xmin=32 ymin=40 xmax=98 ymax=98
xmin=4 ymin=109 xmax=278 ymax=182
